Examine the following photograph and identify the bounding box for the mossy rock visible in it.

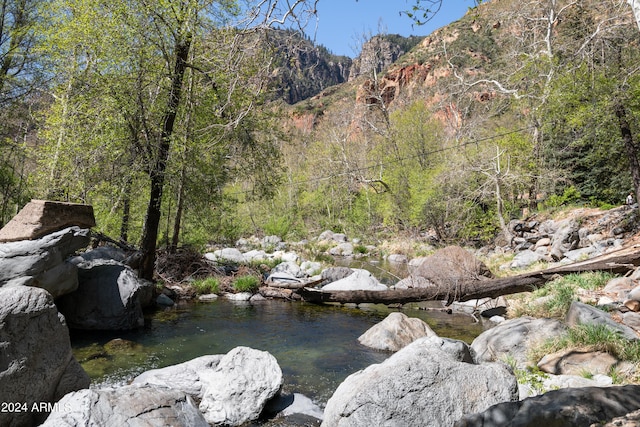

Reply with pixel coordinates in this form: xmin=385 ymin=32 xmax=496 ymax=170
xmin=104 ymin=338 xmax=143 ymax=354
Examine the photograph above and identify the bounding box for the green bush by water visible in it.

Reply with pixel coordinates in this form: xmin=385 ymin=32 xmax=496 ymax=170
xmin=233 ymin=275 xmax=260 ymax=292
xmin=192 ymin=277 xmax=220 ymax=295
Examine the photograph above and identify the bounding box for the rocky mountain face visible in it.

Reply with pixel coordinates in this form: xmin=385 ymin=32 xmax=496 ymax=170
xmin=289 ymin=0 xmax=636 ymax=134
xmin=266 ymin=31 xmax=422 ymax=105
xmin=266 ymin=30 xmax=352 ymax=104
xmin=349 ymin=34 xmax=422 ymax=80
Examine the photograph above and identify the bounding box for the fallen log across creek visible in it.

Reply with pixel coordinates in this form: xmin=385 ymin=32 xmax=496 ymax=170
xmin=297 ymin=244 xmax=640 ymax=305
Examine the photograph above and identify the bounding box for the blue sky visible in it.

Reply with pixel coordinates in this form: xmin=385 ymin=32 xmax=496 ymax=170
xmin=308 ymin=0 xmax=476 ymax=57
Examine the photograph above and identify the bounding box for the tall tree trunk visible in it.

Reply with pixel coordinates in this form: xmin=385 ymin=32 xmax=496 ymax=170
xmin=139 ymin=34 xmax=192 ymax=280
xmin=170 ymin=48 xmax=196 ymax=254
xmin=47 ymin=74 xmax=74 ymax=199
xmin=170 ymin=166 xmax=185 ymax=252
xmin=120 ymin=175 xmax=132 ymax=243
xmin=615 ymin=100 xmax=640 ymax=212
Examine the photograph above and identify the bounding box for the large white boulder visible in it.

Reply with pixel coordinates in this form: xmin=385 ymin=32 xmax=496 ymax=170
xmin=322 ymin=269 xmax=387 ymax=291
xmin=41 ymin=385 xmax=208 ymax=427
xmin=322 ymin=337 xmax=518 ymax=426
xmin=132 ymin=355 xmax=223 ymax=399
xmin=199 ymin=346 xmax=283 ymax=426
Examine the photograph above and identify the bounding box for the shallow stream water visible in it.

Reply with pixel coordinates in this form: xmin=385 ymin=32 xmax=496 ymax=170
xmin=71 ymin=298 xmax=485 ymax=420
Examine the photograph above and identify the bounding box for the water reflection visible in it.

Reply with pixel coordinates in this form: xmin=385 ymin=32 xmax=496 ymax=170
xmin=71 ymin=299 xmax=484 ymax=411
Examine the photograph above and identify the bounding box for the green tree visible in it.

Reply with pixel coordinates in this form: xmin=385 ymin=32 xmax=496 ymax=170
xmin=36 ymin=0 xmax=319 ymax=280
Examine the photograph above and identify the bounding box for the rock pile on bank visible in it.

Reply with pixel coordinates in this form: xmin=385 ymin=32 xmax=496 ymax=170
xmin=503 ymin=206 xmax=634 ymax=270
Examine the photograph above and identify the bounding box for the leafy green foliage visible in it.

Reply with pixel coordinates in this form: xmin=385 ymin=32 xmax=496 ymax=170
xmin=3 ymin=0 xmax=640 ymax=255
xmin=232 ymin=275 xmax=260 ymax=293
xmin=192 ymin=277 xmax=220 ymax=295
xmin=544 ymin=186 xmax=582 ymax=209
xmin=263 ymin=215 xmax=294 ymax=240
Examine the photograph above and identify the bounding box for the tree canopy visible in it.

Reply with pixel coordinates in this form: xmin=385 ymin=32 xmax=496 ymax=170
xmin=0 ymin=0 xmax=639 ymax=279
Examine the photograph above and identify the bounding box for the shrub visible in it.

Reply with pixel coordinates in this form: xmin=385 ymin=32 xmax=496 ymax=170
xmin=192 ymin=277 xmax=220 ymax=295
xmin=232 ymin=275 xmax=260 ymax=293
xmin=544 ymin=186 xmax=581 ymax=209
xmin=263 ymin=216 xmax=293 ymax=240
xmin=354 ymin=244 xmax=368 ymax=254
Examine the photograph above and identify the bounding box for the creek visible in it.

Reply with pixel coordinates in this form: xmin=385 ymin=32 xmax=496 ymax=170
xmin=71 ymin=299 xmax=485 ymax=419
xmin=70 ymin=257 xmax=487 ymax=424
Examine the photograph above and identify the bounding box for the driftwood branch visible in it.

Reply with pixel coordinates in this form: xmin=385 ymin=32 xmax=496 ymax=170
xmin=298 ymin=245 xmax=640 ymax=305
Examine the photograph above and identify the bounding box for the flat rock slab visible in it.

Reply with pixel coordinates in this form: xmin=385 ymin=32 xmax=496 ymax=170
xmin=537 ymin=349 xmax=618 ymax=376
xmin=0 ymin=200 xmax=95 ymax=242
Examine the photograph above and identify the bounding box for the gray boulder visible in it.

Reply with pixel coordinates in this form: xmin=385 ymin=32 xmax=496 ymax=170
xmin=199 ymin=346 xmax=283 ymax=426
xmin=566 ymin=301 xmax=638 ymax=341
xmin=357 ymin=312 xmax=437 ymax=351
xmin=57 ymin=259 xmax=152 ymax=330
xmin=41 ymin=385 xmax=208 ymax=427
xmin=321 ymin=266 xmax=354 ymax=283
xmin=133 ymin=355 xmax=223 ymax=399
xmin=321 ymin=269 xmax=387 ymax=291
xmin=271 ymin=260 xmax=304 ymax=278
xmin=393 ymin=275 xmax=435 ymax=289
xmin=0 ymin=286 xmax=89 ymax=427
xmin=0 ymin=226 xmax=90 ymax=298
xmin=549 ymin=218 xmax=580 ymax=261
xmin=205 ymin=247 xmax=246 ymax=264
xmin=70 ymin=245 xmax=127 ymax=263
xmin=510 ymin=249 xmax=545 ymax=269
xmin=322 ymin=337 xmax=518 ymax=427
xmin=300 ymin=260 xmax=322 ymax=276
xmin=563 ymin=246 xmax=597 ymax=261
xmin=387 ymin=254 xmax=408 ymax=263
xmin=318 ymin=230 xmax=347 ymax=242
xmin=471 ymin=317 xmax=567 ymax=368
xmin=243 ymin=249 xmax=268 ymax=262
xmin=455 ymin=385 xmax=640 ymax=427
xmin=329 ymin=242 xmax=354 ymax=256
xmin=412 ymin=246 xmax=494 ymax=292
